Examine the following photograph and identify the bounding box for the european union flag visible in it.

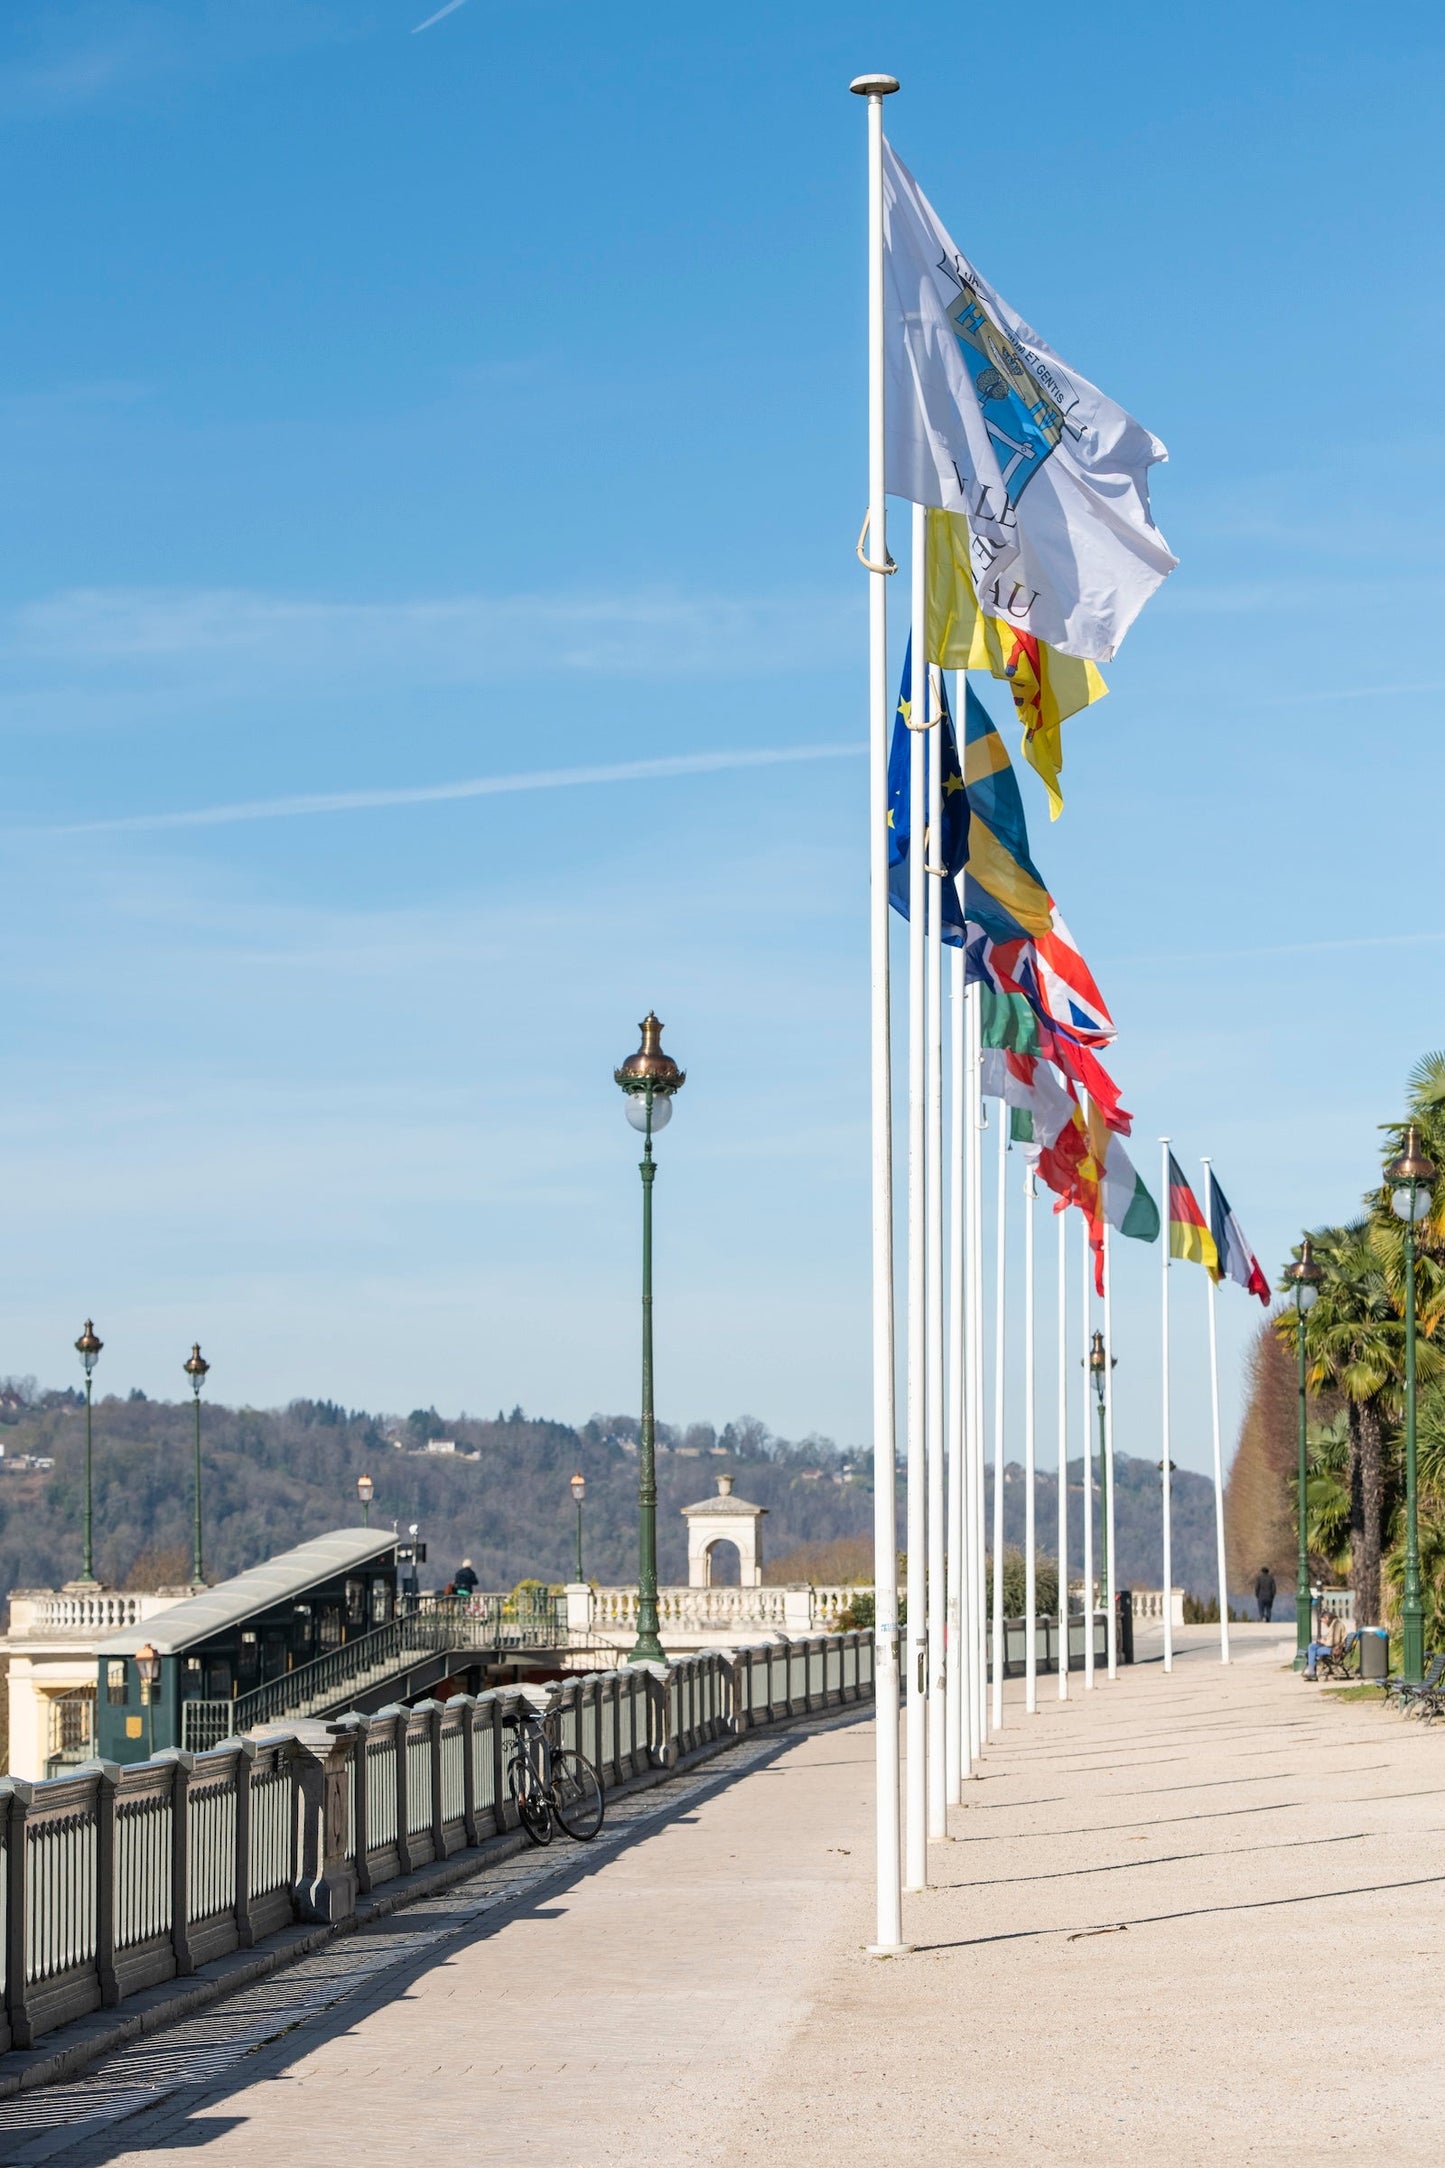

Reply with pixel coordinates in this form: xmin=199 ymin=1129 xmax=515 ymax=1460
xmin=887 ymin=637 xmax=969 ymax=945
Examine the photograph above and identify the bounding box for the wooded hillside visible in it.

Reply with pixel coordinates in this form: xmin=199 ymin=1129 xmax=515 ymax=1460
xmin=0 ymin=1390 xmax=1225 ymax=1600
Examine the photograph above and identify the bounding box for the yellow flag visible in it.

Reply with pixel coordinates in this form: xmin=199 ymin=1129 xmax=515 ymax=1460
xmin=926 ymin=508 xmax=1107 ymax=819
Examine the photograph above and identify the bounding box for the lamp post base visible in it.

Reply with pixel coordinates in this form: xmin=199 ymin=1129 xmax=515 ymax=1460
xmin=1293 ymin=1590 xmax=1312 ymax=1671
xmin=1402 ymin=1607 xmax=1425 ymax=1686
xmin=628 ymin=1632 xmax=666 ymax=1665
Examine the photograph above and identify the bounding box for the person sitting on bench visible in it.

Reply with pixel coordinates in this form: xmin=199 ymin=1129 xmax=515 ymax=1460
xmin=1304 ymin=1610 xmax=1346 ymax=1679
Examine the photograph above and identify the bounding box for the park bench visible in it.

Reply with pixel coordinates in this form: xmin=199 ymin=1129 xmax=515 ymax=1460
xmin=1383 ymin=1650 xmax=1445 ymax=1712
xmin=1314 ymin=1638 xmax=1360 ymax=1684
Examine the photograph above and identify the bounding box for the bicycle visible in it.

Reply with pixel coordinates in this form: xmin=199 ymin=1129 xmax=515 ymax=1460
xmin=504 ymin=1701 xmax=605 ymax=1845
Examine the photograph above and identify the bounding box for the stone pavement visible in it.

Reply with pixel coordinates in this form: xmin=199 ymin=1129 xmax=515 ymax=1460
xmin=5 ymin=1623 xmax=1445 ymax=2166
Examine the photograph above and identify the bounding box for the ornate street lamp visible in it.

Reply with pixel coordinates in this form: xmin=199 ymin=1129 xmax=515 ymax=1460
xmin=74 ymin=1321 xmax=103 ymax=1585
xmin=614 ymin=1012 xmax=686 ymax=1664
xmin=1088 ymin=1331 xmax=1114 ymax=1604
xmin=357 ymin=1472 xmax=374 ymax=1527
xmin=1386 ymin=1125 xmax=1436 ymax=1683
xmin=570 ymin=1471 xmax=586 ymax=1583
xmin=135 ymin=1640 xmax=160 ymax=1760
xmin=183 ymin=1343 xmax=210 ymax=1586
xmin=1285 ymin=1235 xmax=1323 ymax=1669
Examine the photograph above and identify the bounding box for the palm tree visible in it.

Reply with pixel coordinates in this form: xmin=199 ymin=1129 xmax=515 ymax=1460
xmin=1276 ymin=1222 xmax=1441 ymax=1623
xmin=1305 ymin=1412 xmax=1351 ymax=1580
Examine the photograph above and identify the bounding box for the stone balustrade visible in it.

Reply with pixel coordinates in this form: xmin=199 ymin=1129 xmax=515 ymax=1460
xmin=577 ymin=1585 xmax=864 ymax=1639
xmin=0 ymin=1632 xmax=874 ymax=2057
xmin=1127 ymin=1588 xmax=1186 ymax=1626
xmin=7 ymin=1589 xmax=187 ymax=1639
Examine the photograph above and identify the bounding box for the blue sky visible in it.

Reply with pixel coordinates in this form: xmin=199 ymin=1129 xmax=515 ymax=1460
xmin=2 ymin=1 xmax=1443 ymax=1494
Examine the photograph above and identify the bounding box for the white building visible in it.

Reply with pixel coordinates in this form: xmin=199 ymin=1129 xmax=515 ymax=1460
xmin=3 ymin=1586 xmax=190 ymax=1780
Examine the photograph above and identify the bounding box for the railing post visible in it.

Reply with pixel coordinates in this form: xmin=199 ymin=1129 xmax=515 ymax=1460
xmin=90 ymin=1759 xmax=121 ymax=2006
xmin=155 ymin=1750 xmax=195 ymax=1978
xmin=222 ymin=1737 xmax=262 ymax=1944
xmin=294 ymin=1731 xmax=358 ymax=1924
xmin=420 ymin=1700 xmax=445 ymax=1860
xmin=385 ymin=1706 xmax=413 ymax=1876
xmin=720 ymin=1648 xmax=745 ymax=1736
xmin=637 ymin=1660 xmax=675 ymax=1769
xmin=341 ymin=1716 xmax=371 ymax=1893
xmin=458 ymin=1698 xmax=478 ymax=1846
xmin=493 ymin=1692 xmax=515 ymax=1833
xmin=1 ymin=1779 xmax=33 ymax=2049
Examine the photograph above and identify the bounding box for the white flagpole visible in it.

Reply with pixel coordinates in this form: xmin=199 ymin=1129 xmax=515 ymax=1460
xmin=967 ymin=980 xmax=986 ymax=1761
xmin=1081 ymin=1210 xmax=1094 ymax=1690
xmin=926 ymin=663 xmax=947 ymax=1843
xmin=851 ymin=69 xmax=903 ymax=1957
xmin=1057 ymin=1204 xmax=1069 ymax=1698
xmin=1160 ymin=1136 xmax=1175 ymax=1674
xmin=947 ymin=944 xmax=967 ymax=1794
xmin=990 ymin=1113 xmax=1008 ymax=1732
xmin=1202 ymin=1158 xmax=1231 ymax=1664
xmin=1103 ymin=1221 xmax=1118 ymax=1681
xmin=1023 ymin=1160 xmax=1037 ymax=1715
xmin=905 ymin=502 xmax=929 ymax=1889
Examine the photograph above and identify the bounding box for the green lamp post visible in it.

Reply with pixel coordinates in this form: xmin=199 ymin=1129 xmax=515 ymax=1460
xmin=357 ymin=1472 xmax=374 ymax=1527
xmin=1285 ymin=1236 xmax=1323 ymax=1669
xmin=615 ymin=1012 xmax=685 ymax=1666
xmin=1088 ymin=1330 xmax=1114 ymax=1601
xmin=74 ymin=1320 xmax=103 ymax=1584
xmin=183 ymin=1343 xmax=210 ymax=1586
xmin=1386 ymin=1124 xmax=1436 ymax=1685
xmin=570 ymin=1471 xmax=586 ymax=1583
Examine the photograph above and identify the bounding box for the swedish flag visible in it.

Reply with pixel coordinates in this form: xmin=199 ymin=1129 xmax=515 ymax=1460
xmin=887 ymin=638 xmax=969 ymax=944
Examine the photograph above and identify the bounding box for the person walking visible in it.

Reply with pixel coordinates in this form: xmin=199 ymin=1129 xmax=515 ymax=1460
xmin=1253 ymin=1566 xmax=1276 ymax=1622
xmin=454 ymin=1557 xmax=479 ymax=1596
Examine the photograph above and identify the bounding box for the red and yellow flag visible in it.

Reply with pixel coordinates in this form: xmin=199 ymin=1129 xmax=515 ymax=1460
xmin=927 ymin=507 xmax=1107 ymax=819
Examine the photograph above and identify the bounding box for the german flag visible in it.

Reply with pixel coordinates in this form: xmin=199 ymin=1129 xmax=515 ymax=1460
xmin=1168 ymin=1152 xmax=1219 ymax=1272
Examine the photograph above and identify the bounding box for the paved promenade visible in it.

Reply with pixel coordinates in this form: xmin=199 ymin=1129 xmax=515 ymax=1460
xmin=5 ymin=1624 xmax=1444 ymax=2166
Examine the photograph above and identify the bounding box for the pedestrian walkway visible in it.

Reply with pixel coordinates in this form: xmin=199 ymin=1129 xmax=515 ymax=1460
xmin=5 ymin=1625 xmax=1444 ymax=2166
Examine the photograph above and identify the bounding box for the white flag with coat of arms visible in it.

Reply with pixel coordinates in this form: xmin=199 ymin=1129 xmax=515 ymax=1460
xmin=883 ymin=139 xmax=1176 ymax=663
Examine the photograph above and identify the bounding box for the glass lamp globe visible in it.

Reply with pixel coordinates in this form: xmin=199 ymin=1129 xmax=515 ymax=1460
xmin=1297 ymin=1282 xmax=1318 ymax=1314
xmin=1392 ymin=1183 xmax=1431 ymax=1223
xmin=625 ymin=1092 xmax=672 ymax=1134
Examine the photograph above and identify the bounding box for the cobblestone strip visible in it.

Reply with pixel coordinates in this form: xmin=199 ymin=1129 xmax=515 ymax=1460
xmin=0 ymin=1706 xmax=865 ymax=2167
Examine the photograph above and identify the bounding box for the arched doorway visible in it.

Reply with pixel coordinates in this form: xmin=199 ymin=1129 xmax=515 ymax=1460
xmin=703 ymin=1537 xmax=743 ymax=1588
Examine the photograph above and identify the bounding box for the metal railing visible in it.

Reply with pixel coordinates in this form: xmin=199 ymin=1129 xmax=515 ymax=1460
xmin=179 ymin=1592 xmax=569 ymax=1751
xmin=0 ymin=1631 xmax=873 ymax=2056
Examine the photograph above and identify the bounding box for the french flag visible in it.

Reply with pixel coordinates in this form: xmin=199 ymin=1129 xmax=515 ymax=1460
xmin=1207 ymin=1170 xmax=1271 ymax=1305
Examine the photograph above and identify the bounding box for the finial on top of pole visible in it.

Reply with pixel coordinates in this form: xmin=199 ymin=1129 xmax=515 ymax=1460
xmin=849 ymin=73 xmax=900 ymax=96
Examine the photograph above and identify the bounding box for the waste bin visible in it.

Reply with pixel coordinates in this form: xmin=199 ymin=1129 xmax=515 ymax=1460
xmin=1358 ymin=1627 xmax=1389 ymax=1681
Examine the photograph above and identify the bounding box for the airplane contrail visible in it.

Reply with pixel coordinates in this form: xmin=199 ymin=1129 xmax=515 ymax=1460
xmin=412 ymin=0 xmax=469 ymax=30
xmin=38 ymin=742 xmax=864 ymax=838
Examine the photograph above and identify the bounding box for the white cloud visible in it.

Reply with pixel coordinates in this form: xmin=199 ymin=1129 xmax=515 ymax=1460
xmin=2 ymin=580 xmax=859 ymax=692
xmin=36 ymin=741 xmax=862 ymax=836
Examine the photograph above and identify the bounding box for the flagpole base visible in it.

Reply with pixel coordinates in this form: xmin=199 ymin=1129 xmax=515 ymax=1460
xmin=867 ymin=1942 xmax=916 ymax=1958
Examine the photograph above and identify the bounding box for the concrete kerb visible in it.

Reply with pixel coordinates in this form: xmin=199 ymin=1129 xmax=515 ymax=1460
xmin=0 ymin=1697 xmax=870 ymax=2108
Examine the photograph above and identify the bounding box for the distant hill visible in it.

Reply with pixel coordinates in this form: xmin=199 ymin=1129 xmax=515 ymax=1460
xmin=0 ymin=1393 xmax=1224 ymax=1601
xmin=0 ymin=1395 xmax=867 ymax=1597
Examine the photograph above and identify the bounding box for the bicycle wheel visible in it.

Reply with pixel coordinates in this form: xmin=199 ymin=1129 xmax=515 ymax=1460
xmin=508 ymin=1755 xmax=554 ymax=1846
xmin=550 ymin=1748 xmax=605 ymax=1841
